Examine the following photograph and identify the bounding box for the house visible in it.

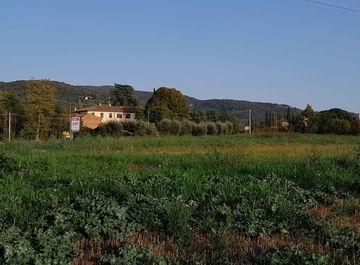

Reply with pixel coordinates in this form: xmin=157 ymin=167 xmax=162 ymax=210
xmin=74 ymin=104 xmax=136 ymax=129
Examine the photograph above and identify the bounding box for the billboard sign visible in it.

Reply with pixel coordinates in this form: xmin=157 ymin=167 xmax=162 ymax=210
xmin=71 ymin=117 xmax=81 ymax=132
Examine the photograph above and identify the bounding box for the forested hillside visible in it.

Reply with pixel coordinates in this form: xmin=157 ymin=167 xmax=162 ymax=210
xmin=0 ymin=80 xmax=302 ymax=121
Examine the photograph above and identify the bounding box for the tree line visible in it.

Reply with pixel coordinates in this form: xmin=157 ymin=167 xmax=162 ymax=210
xmin=262 ymin=104 xmax=360 ymax=135
xmin=0 ymin=80 xmax=359 ymax=140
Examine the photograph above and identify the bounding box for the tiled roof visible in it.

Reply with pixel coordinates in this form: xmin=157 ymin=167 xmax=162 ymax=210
xmin=76 ymin=105 xmax=136 ymax=113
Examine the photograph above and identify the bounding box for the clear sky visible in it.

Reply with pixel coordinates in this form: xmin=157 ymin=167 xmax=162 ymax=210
xmin=1 ymin=0 xmax=359 ymax=112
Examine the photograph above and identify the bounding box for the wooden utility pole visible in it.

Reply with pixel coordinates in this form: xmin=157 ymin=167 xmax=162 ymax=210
xmin=69 ymin=102 xmax=73 ymax=140
xmin=249 ymin=109 xmax=252 ymax=135
xmin=8 ymin=112 xmax=11 ymax=142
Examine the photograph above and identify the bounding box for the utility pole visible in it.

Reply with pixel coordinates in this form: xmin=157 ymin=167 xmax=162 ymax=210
xmin=69 ymin=102 xmax=73 ymax=140
xmin=249 ymin=109 xmax=252 ymax=135
xmin=8 ymin=112 xmax=11 ymax=142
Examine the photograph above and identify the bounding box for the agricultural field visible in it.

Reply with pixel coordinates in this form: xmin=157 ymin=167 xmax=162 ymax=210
xmin=0 ymin=134 xmax=360 ymax=264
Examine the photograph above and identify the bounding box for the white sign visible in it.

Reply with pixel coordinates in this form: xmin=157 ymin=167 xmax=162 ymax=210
xmin=71 ymin=117 xmax=81 ymax=132
xmin=244 ymin=126 xmax=250 ymax=131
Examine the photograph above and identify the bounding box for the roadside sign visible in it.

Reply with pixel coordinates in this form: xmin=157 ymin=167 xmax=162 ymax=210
xmin=71 ymin=117 xmax=81 ymax=132
xmin=244 ymin=126 xmax=250 ymax=131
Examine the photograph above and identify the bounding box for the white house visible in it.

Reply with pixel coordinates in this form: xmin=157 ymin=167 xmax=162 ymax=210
xmin=74 ymin=104 xmax=136 ymax=124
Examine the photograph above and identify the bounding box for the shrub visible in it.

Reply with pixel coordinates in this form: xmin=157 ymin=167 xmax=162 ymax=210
xmin=232 ymin=121 xmax=244 ymax=134
xmin=144 ymin=123 xmax=158 ymax=136
xmin=192 ymin=122 xmax=207 ymax=136
xmin=123 ymin=121 xmax=157 ymax=136
xmin=156 ymin=119 xmax=181 ymax=136
xmin=156 ymin=119 xmax=173 ymax=135
xmin=96 ymin=121 xmax=123 ymax=137
xmin=19 ymin=124 xmax=38 ymax=140
xmin=133 ymin=121 xmax=147 ymax=136
xmin=123 ymin=121 xmax=137 ymax=136
xmin=206 ymin=122 xmax=218 ymax=135
xmin=170 ymin=120 xmax=182 ymax=136
xmin=225 ymin=121 xmax=233 ymax=135
xmin=216 ymin=122 xmax=226 ymax=135
xmin=180 ymin=120 xmax=194 ymax=136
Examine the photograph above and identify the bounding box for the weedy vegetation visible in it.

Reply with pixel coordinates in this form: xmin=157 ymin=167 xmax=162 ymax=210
xmin=0 ymin=134 xmax=360 ymax=264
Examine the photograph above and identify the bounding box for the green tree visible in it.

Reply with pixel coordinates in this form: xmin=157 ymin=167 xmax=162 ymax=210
xmin=318 ymin=108 xmax=352 ymax=135
xmin=286 ymin=107 xmax=291 ymax=121
xmin=50 ymin=105 xmax=68 ymax=138
xmin=24 ymin=80 xmax=55 ymax=140
xmin=301 ymin=104 xmax=318 ymax=133
xmin=145 ymin=87 xmax=189 ymax=123
xmin=0 ymin=90 xmax=24 ymax=138
xmin=111 ymin=84 xmax=137 ymax=106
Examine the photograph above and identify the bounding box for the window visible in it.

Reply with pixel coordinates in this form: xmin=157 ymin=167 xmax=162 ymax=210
xmin=91 ymin=112 xmax=95 ymax=115
xmin=100 ymin=113 xmax=104 ymax=118
xmin=117 ymin=113 xmax=122 ymax=119
xmin=125 ymin=113 xmax=131 ymax=119
xmin=109 ymin=113 xmax=113 ymax=118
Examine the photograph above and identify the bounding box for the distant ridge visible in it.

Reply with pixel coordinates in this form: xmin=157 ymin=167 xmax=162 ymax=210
xmin=0 ymin=80 xmax=302 ymax=122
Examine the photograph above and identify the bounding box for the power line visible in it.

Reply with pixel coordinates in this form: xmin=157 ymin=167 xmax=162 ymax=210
xmin=301 ymin=0 xmax=360 ymax=13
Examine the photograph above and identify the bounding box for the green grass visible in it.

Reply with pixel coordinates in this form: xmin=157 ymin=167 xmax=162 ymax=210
xmin=1 ymin=134 xmax=360 ymax=264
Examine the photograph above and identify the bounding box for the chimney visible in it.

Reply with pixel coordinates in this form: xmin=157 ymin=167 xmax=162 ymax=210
xmin=74 ymin=107 xmax=77 ymax=111
xmin=99 ymin=103 xmax=102 ymax=106
xmin=108 ymin=103 xmax=111 ymax=107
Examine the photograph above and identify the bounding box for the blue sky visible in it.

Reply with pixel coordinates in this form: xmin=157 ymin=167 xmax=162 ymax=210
xmin=1 ymin=0 xmax=359 ymax=112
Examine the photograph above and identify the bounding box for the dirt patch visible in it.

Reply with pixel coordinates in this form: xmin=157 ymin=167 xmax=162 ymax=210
xmin=72 ymin=232 xmax=342 ymax=265
xmin=310 ymin=198 xmax=360 ymax=235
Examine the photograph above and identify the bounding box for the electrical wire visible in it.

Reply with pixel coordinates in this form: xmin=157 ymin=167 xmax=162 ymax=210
xmin=301 ymin=0 xmax=360 ymax=13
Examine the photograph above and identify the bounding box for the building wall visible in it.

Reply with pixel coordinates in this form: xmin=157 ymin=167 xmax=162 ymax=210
xmin=86 ymin=111 xmax=135 ymax=123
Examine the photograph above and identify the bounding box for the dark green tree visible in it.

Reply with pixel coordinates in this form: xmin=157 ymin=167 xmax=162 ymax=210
xmin=145 ymin=87 xmax=189 ymax=123
xmin=111 ymin=84 xmax=137 ymax=106
xmin=286 ymin=107 xmax=291 ymax=121
xmin=0 ymin=90 xmax=24 ymax=137
xmin=318 ymin=108 xmax=352 ymax=134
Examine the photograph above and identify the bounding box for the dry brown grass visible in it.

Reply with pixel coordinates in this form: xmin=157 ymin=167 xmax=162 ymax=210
xmin=310 ymin=198 xmax=360 ymax=235
xmin=72 ymin=231 xmax=347 ymax=265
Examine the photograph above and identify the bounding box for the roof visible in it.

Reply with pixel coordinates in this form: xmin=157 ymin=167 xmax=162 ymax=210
xmin=75 ymin=104 xmax=136 ymax=113
xmin=81 ymin=114 xmax=102 ymax=129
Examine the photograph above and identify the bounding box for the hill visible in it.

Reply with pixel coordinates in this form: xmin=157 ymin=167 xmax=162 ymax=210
xmin=0 ymin=80 xmax=302 ymax=122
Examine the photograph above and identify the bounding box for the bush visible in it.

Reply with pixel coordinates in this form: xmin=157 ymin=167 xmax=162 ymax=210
xmin=180 ymin=120 xmax=194 ymax=136
xmin=216 ymin=122 xmax=226 ymax=135
xmin=123 ymin=121 xmax=137 ymax=136
xmin=137 ymin=121 xmax=157 ymax=136
xmin=232 ymin=121 xmax=244 ymax=134
xmin=19 ymin=124 xmax=38 ymax=140
xmin=156 ymin=119 xmax=181 ymax=136
xmin=192 ymin=122 xmax=207 ymax=136
xmin=144 ymin=123 xmax=158 ymax=136
xmin=77 ymin=127 xmax=94 ymax=137
xmin=170 ymin=120 xmax=182 ymax=136
xmin=225 ymin=121 xmax=233 ymax=135
xmin=156 ymin=119 xmax=173 ymax=135
xmin=96 ymin=121 xmax=123 ymax=137
xmin=123 ymin=121 xmax=157 ymax=136
xmin=206 ymin=122 xmax=218 ymax=135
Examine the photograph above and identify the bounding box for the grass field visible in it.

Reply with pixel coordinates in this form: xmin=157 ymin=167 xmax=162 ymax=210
xmin=1 ymin=134 xmax=360 ymax=264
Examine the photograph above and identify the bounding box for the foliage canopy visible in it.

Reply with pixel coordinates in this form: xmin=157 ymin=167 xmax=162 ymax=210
xmin=145 ymin=87 xmax=189 ymax=123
